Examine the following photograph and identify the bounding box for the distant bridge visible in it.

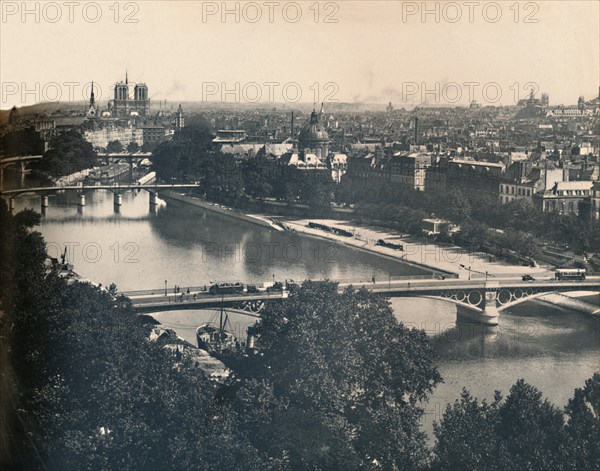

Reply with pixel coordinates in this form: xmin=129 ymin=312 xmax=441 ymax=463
xmin=0 ymin=155 xmax=44 ymax=166
xmin=0 ymin=155 xmax=43 ymax=190
xmin=96 ymin=152 xmax=153 ymax=159
xmin=124 ymin=276 xmax=600 ymax=325
xmin=1 ymin=183 xmax=201 ymax=210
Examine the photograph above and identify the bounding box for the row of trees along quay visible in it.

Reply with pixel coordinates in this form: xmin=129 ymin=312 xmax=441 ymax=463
xmin=150 ymin=119 xmax=600 ymax=261
xmin=1 ymin=200 xmax=599 ymax=470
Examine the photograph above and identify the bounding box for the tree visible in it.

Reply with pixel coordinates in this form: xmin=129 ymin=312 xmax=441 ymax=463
xmin=106 ymin=140 xmax=124 ymax=154
xmin=432 ymin=389 xmax=502 ymax=471
xmin=36 ymin=131 xmax=97 ymax=178
xmin=297 ymin=171 xmax=335 ymax=209
xmin=126 ymin=141 xmax=140 ymax=153
xmin=496 ymin=379 xmax=566 ymax=470
xmin=564 ymin=373 xmax=600 ymax=470
xmin=151 ymin=118 xmax=215 ymax=181
xmin=0 ymin=127 xmax=45 ymax=157
xmin=445 ymin=189 xmax=472 ymax=223
xmin=241 ymin=156 xmax=274 ymax=200
xmin=433 ymin=379 xmax=569 ymax=471
xmin=226 ymin=281 xmax=442 ymax=470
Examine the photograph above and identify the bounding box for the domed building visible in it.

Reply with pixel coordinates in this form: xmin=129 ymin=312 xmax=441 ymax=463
xmin=298 ymin=108 xmax=329 ymax=160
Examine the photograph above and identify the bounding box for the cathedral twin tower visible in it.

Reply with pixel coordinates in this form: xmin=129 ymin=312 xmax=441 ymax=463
xmin=111 ymin=71 xmax=149 ymax=118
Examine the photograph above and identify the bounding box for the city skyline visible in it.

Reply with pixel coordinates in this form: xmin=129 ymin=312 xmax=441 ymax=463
xmin=1 ymin=1 xmax=599 ymax=108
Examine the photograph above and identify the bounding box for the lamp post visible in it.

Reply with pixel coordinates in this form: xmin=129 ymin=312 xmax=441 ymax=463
xmin=164 ymin=280 xmax=167 ymax=296
xmin=468 ymin=266 xmax=471 ymax=281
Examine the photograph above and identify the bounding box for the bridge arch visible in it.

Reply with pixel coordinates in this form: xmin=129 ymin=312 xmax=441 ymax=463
xmin=496 ymin=288 xmax=600 ymax=312
xmin=388 ymin=283 xmax=599 ymax=325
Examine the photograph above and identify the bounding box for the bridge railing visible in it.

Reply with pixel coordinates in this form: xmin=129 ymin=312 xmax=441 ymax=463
xmin=329 ymin=274 xmax=458 ymax=285
xmin=122 ymin=274 xmax=462 ymax=297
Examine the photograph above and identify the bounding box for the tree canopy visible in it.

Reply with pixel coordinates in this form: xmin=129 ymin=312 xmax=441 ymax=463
xmin=106 ymin=140 xmax=124 ymax=153
xmin=0 ymin=127 xmax=45 ymax=157
xmin=223 ymin=281 xmax=442 ymax=470
xmin=432 ymin=378 xmax=600 ymax=471
xmin=36 ymin=130 xmax=97 ymax=178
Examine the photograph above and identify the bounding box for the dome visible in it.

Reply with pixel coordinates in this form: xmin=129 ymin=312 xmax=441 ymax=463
xmin=298 ymin=110 xmax=329 ymax=143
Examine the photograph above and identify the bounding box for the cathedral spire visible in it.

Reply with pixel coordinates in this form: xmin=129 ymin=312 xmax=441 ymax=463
xmin=90 ymin=81 xmax=95 ymax=105
xmin=126 ymin=69 xmax=128 ymax=85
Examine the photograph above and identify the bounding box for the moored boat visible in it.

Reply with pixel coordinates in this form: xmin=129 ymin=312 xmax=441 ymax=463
xmin=195 ymin=305 xmax=239 ymax=353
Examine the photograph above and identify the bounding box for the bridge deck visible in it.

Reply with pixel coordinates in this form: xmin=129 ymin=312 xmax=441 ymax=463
xmin=129 ymin=291 xmax=289 ymax=313
xmin=0 ymin=155 xmax=43 ymax=164
xmin=126 ymin=276 xmax=600 ymax=313
xmin=1 ymin=183 xmax=200 ymax=196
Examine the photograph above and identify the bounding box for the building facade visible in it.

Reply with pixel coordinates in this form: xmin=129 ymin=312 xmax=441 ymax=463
xmin=534 ymin=181 xmax=593 ymax=215
xmin=112 ymin=72 xmax=149 ymax=118
xmin=499 ymin=162 xmax=543 ymax=204
xmin=83 ymin=126 xmax=143 ymax=150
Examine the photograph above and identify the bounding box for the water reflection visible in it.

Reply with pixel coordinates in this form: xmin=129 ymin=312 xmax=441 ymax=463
xmin=11 ymin=189 xmax=429 ymax=291
xmin=390 ymin=296 xmax=599 ymax=440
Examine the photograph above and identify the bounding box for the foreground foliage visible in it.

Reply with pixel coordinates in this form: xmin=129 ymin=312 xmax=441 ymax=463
xmin=433 ymin=376 xmax=600 ymax=471
xmin=0 ymin=201 xmax=269 ymax=470
xmin=1 ymin=201 xmax=599 ymax=470
xmin=222 ymin=281 xmax=442 ymax=470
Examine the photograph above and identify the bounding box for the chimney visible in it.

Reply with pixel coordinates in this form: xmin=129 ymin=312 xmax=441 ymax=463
xmin=414 ymin=117 xmax=419 ymax=145
xmin=291 ymin=111 xmax=294 ymax=139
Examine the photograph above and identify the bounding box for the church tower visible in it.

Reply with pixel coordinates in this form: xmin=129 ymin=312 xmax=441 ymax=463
xmin=87 ymin=81 xmax=97 ymax=118
xmin=175 ymin=104 xmax=185 ymax=129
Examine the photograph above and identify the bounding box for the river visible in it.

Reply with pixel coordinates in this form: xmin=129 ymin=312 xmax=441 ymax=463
xmin=9 ymin=188 xmax=600 ymax=441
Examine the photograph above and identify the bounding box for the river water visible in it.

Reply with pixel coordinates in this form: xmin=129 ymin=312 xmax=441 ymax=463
xmin=9 ymin=189 xmax=600 ymax=440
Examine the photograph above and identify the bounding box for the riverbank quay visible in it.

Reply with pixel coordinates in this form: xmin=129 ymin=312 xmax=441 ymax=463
xmin=282 ymin=219 xmax=557 ymax=282
xmin=161 ymin=191 xmax=284 ymax=232
xmin=159 ymin=191 xmax=556 ymax=281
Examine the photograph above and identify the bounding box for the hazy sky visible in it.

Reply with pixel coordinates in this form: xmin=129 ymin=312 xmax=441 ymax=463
xmin=1 ymin=1 xmax=599 ymax=108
